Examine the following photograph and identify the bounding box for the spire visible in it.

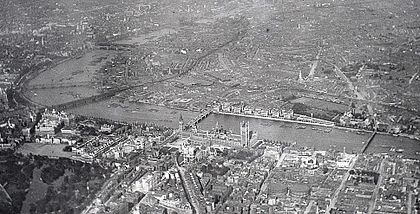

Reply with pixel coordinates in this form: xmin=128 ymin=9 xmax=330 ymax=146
xmin=298 ymin=70 xmax=304 ymax=83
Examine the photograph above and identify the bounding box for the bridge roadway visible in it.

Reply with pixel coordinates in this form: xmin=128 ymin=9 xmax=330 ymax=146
xmin=25 ymin=81 xmax=94 ymax=90
xmin=51 ymin=86 xmax=131 ymax=111
xmin=95 ymin=43 xmax=136 ymax=51
xmin=327 ymin=130 xmax=377 ymax=213
xmin=49 ymin=73 xmax=182 ymax=111
xmin=31 ymin=30 xmax=246 ymax=111
xmin=360 ymin=131 xmax=377 ymax=154
xmin=185 ymin=110 xmax=212 ymax=129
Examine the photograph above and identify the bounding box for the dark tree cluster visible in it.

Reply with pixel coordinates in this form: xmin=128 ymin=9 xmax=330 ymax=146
xmin=0 ymin=153 xmax=111 ymax=214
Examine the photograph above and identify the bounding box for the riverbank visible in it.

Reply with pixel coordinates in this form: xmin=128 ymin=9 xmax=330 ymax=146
xmin=215 ymin=111 xmax=335 ymax=127
xmin=199 ymin=113 xmax=368 ymax=152
xmin=336 ymin=125 xmax=420 ymax=143
xmin=20 ymin=50 xmax=117 ymax=107
xmin=215 ymin=111 xmax=420 ymax=143
xmin=198 ymin=113 xmax=420 ymax=159
xmin=15 ymin=51 xmax=93 ymax=110
xmin=17 ymin=52 xmax=87 ymax=88
xmin=68 ymin=100 xmax=199 ymax=129
xmin=134 ymin=100 xmax=202 ymax=113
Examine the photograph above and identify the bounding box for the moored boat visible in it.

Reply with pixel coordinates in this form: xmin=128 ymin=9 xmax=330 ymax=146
xmin=296 ymin=125 xmax=306 ymax=129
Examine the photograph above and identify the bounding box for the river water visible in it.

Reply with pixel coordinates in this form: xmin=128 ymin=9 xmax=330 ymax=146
xmin=198 ymin=114 xmax=368 ymax=152
xmin=366 ymin=134 xmax=420 ymax=159
xmin=22 ymin=33 xmax=420 ymax=160
xmin=198 ymin=114 xmax=420 ymax=159
xmin=24 ymin=50 xmax=116 ymax=106
xmin=69 ymin=102 xmax=420 ymax=159
xmin=68 ymin=99 xmax=199 ymax=128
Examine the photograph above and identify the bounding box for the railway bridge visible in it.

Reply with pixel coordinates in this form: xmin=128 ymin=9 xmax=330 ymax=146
xmin=50 ymin=86 xmax=131 ymax=111
xmin=24 ymin=81 xmax=95 ymax=90
xmin=17 ymin=31 xmax=246 ymax=112
xmin=95 ymin=43 xmax=135 ymax=51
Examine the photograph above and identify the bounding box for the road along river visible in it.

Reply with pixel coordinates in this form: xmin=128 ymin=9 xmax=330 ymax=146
xmin=197 ymin=113 xmax=420 ymax=159
xmin=21 ymin=35 xmax=420 ymax=160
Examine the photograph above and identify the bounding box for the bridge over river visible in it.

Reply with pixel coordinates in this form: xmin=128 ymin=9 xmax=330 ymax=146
xmin=360 ymin=131 xmax=377 ymax=154
xmin=25 ymin=81 xmax=95 ymax=90
xmin=184 ymin=110 xmax=212 ymax=129
xmin=17 ymin=28 xmax=246 ymax=112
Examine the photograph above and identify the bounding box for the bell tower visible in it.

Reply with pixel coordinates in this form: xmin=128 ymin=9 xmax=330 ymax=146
xmin=240 ymin=121 xmax=250 ymax=147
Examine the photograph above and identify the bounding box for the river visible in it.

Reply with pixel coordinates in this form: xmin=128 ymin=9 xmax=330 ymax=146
xmin=69 ymin=102 xmax=420 ymax=159
xmin=68 ymin=99 xmax=199 ymax=128
xmin=22 ymin=32 xmax=420 ymax=160
xmin=24 ymin=50 xmax=116 ymax=106
xmin=198 ymin=113 xmax=369 ymax=152
xmin=198 ymin=113 xmax=420 ymax=159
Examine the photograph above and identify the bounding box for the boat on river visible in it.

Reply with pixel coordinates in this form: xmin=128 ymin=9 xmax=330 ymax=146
xmin=324 ymin=128 xmax=332 ymax=133
xmin=296 ymin=125 xmax=307 ymax=129
xmin=396 ymin=148 xmax=405 ymax=153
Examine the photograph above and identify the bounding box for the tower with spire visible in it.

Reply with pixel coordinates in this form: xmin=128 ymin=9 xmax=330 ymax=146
xmin=240 ymin=121 xmax=250 ymax=148
xmin=298 ymin=70 xmax=304 ymax=83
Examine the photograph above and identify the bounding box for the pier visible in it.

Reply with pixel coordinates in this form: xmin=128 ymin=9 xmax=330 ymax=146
xmin=361 ymin=131 xmax=377 ymax=153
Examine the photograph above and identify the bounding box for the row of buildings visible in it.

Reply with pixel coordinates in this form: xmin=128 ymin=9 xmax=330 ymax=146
xmin=212 ymin=102 xmax=335 ymax=127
